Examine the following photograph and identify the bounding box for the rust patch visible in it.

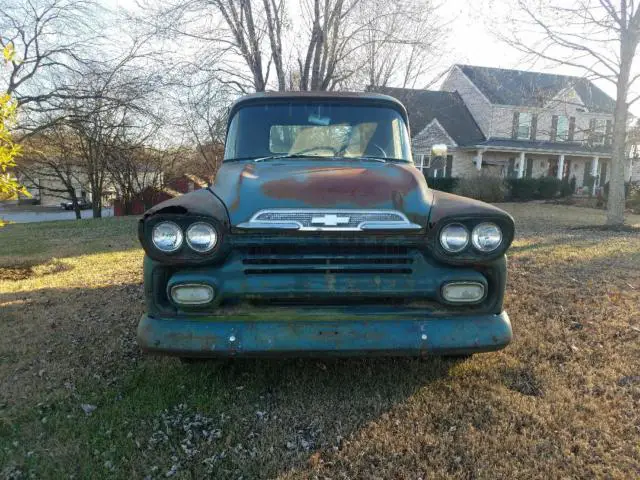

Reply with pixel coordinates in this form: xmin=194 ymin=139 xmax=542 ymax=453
xmin=229 ymin=163 xmax=256 ymax=212
xmin=261 ymin=165 xmax=418 ymax=206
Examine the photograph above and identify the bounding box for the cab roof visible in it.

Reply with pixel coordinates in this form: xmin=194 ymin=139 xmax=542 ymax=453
xmin=228 ymin=91 xmax=409 ymax=125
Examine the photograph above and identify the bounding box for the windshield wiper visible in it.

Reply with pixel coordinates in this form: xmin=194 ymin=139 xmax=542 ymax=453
xmin=251 ymin=154 xmax=403 ymax=163
xmin=357 ymin=156 xmax=387 ymax=163
xmin=254 ymin=154 xmax=329 ymax=162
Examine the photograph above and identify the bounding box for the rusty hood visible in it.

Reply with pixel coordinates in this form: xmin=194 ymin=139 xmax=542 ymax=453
xmin=211 ymin=159 xmax=434 ymax=227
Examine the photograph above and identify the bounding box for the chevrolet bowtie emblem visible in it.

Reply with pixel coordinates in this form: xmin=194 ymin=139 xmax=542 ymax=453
xmin=311 ymin=214 xmax=350 ymax=226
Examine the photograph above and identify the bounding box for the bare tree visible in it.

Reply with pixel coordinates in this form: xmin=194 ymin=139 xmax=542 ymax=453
xmin=499 ymin=0 xmax=640 ymax=226
xmin=178 ymin=80 xmax=229 ymax=178
xmin=17 ymin=125 xmax=88 ymax=219
xmin=106 ymin=143 xmax=177 ymax=216
xmin=0 ymin=0 xmax=103 ymax=135
xmin=142 ymin=0 xmax=447 ymax=93
xmin=67 ymin=69 xmax=158 ymax=217
xmin=360 ymin=0 xmax=448 ymax=89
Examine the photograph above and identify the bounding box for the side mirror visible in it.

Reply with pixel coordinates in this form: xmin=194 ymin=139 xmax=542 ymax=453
xmin=431 ymin=144 xmax=448 ymax=157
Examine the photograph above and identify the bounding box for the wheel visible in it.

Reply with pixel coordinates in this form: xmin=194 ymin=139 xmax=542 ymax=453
xmin=441 ymin=354 xmax=473 ymax=361
xmin=179 ymin=357 xmax=209 ymax=365
xmin=179 ymin=357 xmax=228 ymax=367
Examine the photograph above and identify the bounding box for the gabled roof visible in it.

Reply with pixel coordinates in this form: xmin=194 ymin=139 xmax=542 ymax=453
xmin=371 ymin=87 xmax=485 ymax=146
xmin=456 ymin=65 xmax=616 ymax=114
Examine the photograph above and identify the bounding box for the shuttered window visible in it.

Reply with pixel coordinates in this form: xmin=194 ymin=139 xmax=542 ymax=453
xmin=593 ymin=119 xmax=607 ymax=145
xmin=568 ymin=117 xmax=576 ymax=141
xmin=556 ymin=116 xmax=570 ymax=141
xmin=605 ymin=120 xmax=612 ymax=145
xmin=516 ymin=112 xmax=533 ymax=140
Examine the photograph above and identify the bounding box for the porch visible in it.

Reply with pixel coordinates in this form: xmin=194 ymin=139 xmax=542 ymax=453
xmin=465 ymin=145 xmax=612 ymax=195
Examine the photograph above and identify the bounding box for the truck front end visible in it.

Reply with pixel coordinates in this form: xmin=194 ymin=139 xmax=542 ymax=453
xmin=137 ymin=92 xmax=514 ymax=358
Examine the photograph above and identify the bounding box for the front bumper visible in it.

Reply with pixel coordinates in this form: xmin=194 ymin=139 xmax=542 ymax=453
xmin=137 ymin=310 xmax=512 ymax=357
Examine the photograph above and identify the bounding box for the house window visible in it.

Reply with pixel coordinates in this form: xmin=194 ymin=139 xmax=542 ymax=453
xmin=414 ymin=153 xmax=431 ymax=173
xmin=556 ymin=116 xmax=569 ymax=141
xmin=517 ymin=112 xmax=532 ymax=140
xmin=593 ymin=119 xmax=606 ymax=145
xmin=414 ymin=153 xmax=453 ymax=178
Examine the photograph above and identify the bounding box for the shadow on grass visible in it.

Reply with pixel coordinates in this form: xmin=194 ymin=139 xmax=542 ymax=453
xmin=83 ymin=355 xmax=459 ymax=479
xmin=0 ymin=282 xmax=464 ymax=479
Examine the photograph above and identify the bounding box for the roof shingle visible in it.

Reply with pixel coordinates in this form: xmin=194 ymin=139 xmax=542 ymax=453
xmin=457 ymin=65 xmax=615 ymax=114
xmin=371 ymin=86 xmax=486 ymax=146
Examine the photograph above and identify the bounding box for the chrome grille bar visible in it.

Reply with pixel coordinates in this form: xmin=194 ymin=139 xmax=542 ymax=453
xmin=236 ymin=209 xmax=422 ymax=231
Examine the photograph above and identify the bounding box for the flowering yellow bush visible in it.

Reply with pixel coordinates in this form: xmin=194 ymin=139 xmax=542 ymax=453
xmin=0 ymin=43 xmax=26 ymax=220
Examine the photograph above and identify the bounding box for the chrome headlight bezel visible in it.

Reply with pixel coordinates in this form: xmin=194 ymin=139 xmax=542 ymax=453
xmin=151 ymin=221 xmax=184 ymax=253
xmin=141 ymin=214 xmax=228 ymax=265
xmin=430 ymin=215 xmax=514 ymax=265
xmin=471 ymin=222 xmax=503 ymax=252
xmin=439 ymin=223 xmax=470 ymax=253
xmin=186 ymin=222 xmax=219 ymax=253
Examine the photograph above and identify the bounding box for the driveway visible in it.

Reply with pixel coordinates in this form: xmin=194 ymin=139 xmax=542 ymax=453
xmin=0 ymin=205 xmax=114 ymax=223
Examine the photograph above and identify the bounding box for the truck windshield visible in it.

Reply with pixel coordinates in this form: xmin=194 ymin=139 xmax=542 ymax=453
xmin=224 ymin=102 xmax=412 ymax=162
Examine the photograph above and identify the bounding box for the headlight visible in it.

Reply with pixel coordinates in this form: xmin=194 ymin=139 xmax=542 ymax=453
xmin=151 ymin=221 xmax=183 ymax=252
xmin=186 ymin=222 xmax=218 ymax=252
xmin=472 ymin=222 xmax=502 ymax=252
xmin=439 ymin=223 xmax=469 ymax=253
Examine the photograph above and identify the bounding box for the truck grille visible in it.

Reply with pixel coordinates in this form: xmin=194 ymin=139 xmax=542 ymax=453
xmin=241 ymin=245 xmax=414 ymax=275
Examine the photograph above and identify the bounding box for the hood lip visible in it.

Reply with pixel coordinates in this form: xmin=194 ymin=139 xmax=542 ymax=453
xmin=221 ymin=156 xmax=413 ymax=165
xmin=211 ymin=157 xmax=432 ymax=228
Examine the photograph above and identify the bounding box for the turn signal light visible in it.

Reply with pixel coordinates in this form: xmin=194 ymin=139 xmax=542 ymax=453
xmin=442 ymin=282 xmax=485 ymax=303
xmin=170 ymin=284 xmax=215 ymax=305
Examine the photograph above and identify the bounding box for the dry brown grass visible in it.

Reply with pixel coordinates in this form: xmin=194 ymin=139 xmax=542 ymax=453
xmin=1 ymin=206 xmax=639 ymax=479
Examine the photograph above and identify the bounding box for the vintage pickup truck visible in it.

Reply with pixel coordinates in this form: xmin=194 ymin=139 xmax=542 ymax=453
xmin=137 ymin=91 xmax=515 ymax=359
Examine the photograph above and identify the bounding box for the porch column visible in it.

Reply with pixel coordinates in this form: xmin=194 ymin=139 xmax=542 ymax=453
xmin=476 ymin=149 xmax=483 ymax=171
xmin=591 ymin=156 xmax=599 ymax=195
xmin=517 ymin=151 xmax=525 ymax=178
xmin=557 ymin=154 xmax=565 ymax=180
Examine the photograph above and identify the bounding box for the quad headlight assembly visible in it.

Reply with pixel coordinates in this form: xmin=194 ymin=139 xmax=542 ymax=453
xmin=149 ymin=219 xmax=219 ymax=255
xmin=438 ymin=221 xmax=504 ymax=255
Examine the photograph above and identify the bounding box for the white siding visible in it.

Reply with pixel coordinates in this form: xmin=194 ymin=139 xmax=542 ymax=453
xmin=411 ymin=120 xmax=457 ymax=155
xmin=441 ymin=66 xmax=493 ymax=137
xmin=491 ymin=105 xmax=612 ymax=142
xmin=629 ymin=157 xmax=640 ymax=182
xmin=451 ymin=151 xmax=477 ymax=177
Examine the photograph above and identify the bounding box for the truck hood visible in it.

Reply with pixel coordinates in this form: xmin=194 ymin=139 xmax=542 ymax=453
xmin=211 ymin=159 xmax=433 ymax=227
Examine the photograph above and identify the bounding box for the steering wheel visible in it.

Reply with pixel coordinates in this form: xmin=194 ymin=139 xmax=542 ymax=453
xmin=371 ymin=143 xmax=387 ymax=158
xmin=292 ymin=146 xmax=339 ymax=155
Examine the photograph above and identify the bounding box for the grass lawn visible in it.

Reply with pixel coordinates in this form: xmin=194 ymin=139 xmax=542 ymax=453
xmin=1 ymin=204 xmax=639 ymax=479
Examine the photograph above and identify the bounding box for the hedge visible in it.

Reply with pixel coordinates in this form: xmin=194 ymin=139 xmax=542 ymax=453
xmin=425 ymin=177 xmax=458 ymax=193
xmin=454 ymin=175 xmax=508 ymax=203
xmin=429 ymin=176 xmax=581 ymax=201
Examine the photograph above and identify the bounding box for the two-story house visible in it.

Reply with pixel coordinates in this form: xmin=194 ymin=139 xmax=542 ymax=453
xmin=375 ymin=65 xmax=628 ymax=193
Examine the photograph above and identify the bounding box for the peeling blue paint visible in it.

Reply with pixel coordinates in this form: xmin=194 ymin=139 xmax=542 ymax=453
xmin=137 ymin=311 xmax=512 ymax=357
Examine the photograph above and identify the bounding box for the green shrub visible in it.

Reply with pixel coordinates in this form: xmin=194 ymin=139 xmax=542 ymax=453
xmin=560 ymin=176 xmax=577 ymax=197
xmin=583 ymin=174 xmax=596 ymax=197
xmin=627 ymin=184 xmax=640 ymax=213
xmin=537 ymin=177 xmax=562 ymax=199
xmin=602 ymin=181 xmax=632 ymax=200
xmin=426 ymin=177 xmax=458 ymax=193
xmin=507 ymin=178 xmax=538 ymax=201
xmin=454 ymin=175 xmax=507 ymax=203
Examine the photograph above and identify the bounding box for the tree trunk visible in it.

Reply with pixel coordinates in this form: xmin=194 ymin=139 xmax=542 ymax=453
xmin=607 ymin=34 xmax=636 ymax=226
xmin=92 ymin=184 xmax=102 ymax=218
xmin=68 ymin=189 xmax=81 ymax=220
